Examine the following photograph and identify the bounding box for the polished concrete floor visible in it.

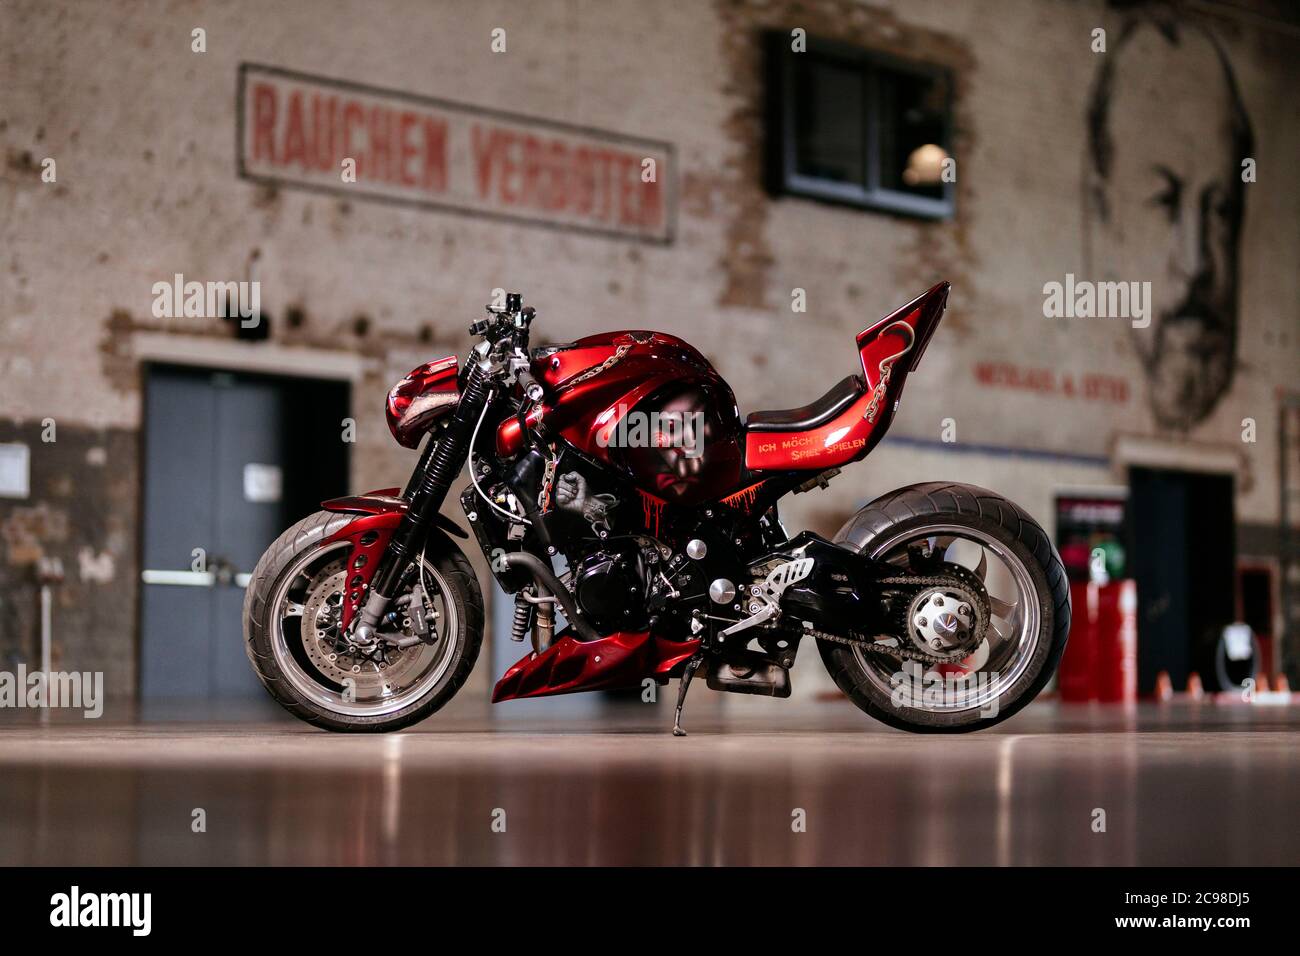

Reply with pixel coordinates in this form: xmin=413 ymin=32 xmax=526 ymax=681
xmin=0 ymin=696 xmax=1296 ymax=865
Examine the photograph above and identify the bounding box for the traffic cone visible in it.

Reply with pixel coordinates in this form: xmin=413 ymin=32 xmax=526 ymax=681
xmin=1186 ymin=672 xmax=1204 ymax=701
xmin=1154 ymin=671 xmax=1173 ymax=702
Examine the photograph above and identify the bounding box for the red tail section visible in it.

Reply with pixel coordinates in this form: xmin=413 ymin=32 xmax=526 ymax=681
xmin=744 ymin=282 xmax=949 ymax=471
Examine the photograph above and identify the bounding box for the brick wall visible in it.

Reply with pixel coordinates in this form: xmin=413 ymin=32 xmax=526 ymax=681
xmin=2 ymin=0 xmax=1297 ymax=697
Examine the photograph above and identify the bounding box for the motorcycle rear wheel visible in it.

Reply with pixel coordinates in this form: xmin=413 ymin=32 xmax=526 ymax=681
xmin=818 ymin=482 xmax=1070 ymax=733
xmin=243 ymin=510 xmax=483 ymax=732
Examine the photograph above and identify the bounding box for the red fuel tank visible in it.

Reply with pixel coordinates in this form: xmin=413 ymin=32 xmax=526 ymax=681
xmin=497 ymin=331 xmax=744 ymax=505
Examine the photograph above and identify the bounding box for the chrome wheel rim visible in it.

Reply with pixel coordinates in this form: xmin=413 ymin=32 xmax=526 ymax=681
xmin=270 ymin=542 xmax=459 ymax=716
xmin=853 ymin=523 xmax=1041 ymax=713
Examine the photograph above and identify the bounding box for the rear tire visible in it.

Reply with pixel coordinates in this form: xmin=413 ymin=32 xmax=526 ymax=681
xmin=817 ymin=482 xmax=1070 ymax=733
xmin=243 ymin=510 xmax=484 ymax=732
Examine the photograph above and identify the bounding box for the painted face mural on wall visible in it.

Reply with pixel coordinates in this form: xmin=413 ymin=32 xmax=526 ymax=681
xmin=1084 ymin=9 xmax=1252 ymax=432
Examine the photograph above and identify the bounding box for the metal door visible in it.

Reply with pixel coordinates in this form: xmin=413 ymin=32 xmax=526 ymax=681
xmin=139 ymin=365 xmax=349 ymax=701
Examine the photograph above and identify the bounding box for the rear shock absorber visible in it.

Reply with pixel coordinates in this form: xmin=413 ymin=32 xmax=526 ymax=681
xmin=355 ymin=362 xmax=493 ymax=640
xmin=512 ymin=587 xmax=556 ymax=653
xmin=510 ymin=591 xmax=534 ymax=643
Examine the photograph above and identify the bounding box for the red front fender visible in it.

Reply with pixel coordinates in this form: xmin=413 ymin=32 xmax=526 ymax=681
xmin=321 ymin=488 xmax=468 ymax=539
xmin=320 ymin=489 xmax=468 ymax=629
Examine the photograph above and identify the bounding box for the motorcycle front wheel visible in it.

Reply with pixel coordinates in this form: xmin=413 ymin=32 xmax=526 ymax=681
xmin=243 ymin=510 xmax=483 ymax=732
xmin=818 ymin=482 xmax=1070 ymax=733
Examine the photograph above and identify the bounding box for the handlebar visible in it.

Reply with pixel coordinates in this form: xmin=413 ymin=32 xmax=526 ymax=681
xmin=516 ymin=366 xmax=544 ymax=403
xmin=470 ymin=291 xmax=543 ymax=401
xmin=470 ymin=293 xmax=535 ymax=346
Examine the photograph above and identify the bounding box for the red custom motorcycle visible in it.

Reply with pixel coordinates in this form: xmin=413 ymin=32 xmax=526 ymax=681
xmin=244 ymin=287 xmax=1069 ymax=734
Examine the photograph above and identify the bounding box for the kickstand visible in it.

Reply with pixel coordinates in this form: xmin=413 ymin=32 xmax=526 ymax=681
xmin=672 ymin=653 xmax=704 ymax=737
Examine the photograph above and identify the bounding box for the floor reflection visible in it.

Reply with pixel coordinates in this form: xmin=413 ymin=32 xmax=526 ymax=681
xmin=0 ymin=701 xmax=1296 ymax=865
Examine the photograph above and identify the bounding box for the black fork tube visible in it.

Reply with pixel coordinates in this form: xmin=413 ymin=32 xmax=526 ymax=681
xmin=401 ymin=431 xmax=439 ymax=500
xmin=356 ymin=362 xmax=492 ymax=634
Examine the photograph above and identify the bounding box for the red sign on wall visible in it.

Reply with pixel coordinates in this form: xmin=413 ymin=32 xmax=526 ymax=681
xmin=237 ymin=64 xmax=674 ymax=243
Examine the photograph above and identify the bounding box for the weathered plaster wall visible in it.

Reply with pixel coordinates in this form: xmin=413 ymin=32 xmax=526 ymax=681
xmin=1 ymin=0 xmax=1296 ymax=696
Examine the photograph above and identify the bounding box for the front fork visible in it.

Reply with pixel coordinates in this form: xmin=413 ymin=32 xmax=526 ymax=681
xmin=354 ymin=363 xmax=492 ymax=642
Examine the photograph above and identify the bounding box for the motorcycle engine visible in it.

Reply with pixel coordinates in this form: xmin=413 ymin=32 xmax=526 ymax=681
xmin=574 ymin=545 xmax=650 ymax=633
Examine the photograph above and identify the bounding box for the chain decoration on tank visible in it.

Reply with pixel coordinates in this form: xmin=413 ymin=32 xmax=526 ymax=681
xmin=568 ymin=343 xmax=633 ymax=385
xmin=565 ymin=333 xmax=653 ymax=387
xmin=862 ymin=322 xmax=916 ymax=424
xmin=537 ymin=444 xmax=559 ymax=512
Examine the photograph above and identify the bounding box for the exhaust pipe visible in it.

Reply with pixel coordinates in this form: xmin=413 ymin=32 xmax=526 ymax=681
xmin=501 ymin=552 xmax=600 ymax=644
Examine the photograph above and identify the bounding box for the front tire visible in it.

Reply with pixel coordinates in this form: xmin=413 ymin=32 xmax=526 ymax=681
xmin=818 ymin=482 xmax=1070 ymax=733
xmin=243 ymin=510 xmax=484 ymax=732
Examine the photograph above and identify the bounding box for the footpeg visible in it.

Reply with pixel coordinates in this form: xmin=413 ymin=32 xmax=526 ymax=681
xmin=720 ymin=557 xmax=813 ymax=637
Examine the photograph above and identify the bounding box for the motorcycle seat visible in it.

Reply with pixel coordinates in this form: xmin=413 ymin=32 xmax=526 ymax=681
xmin=745 ymin=375 xmax=865 ymax=432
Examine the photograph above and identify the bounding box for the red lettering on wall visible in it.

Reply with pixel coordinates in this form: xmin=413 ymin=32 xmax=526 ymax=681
xmin=398 ymin=111 xmax=419 ymax=187
xmin=251 ymin=83 xmax=278 ymax=162
xmin=422 ymin=117 xmax=447 ymax=192
xmin=472 ymin=124 xmax=496 ymax=198
xmin=240 ymin=66 xmax=672 ymax=240
xmin=973 ymin=362 xmax=1129 ymax=403
xmin=282 ymin=91 xmax=307 ymax=167
xmin=343 ymin=101 xmax=365 ymax=165
xmin=367 ymin=106 xmax=392 ymax=183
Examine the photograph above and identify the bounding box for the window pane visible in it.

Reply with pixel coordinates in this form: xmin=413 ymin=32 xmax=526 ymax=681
xmin=878 ymin=69 xmax=949 ymax=200
xmin=793 ymin=57 xmax=865 ymax=187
